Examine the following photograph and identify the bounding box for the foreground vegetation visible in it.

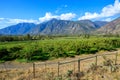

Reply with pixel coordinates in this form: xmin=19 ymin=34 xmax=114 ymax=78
xmin=0 ymin=35 xmax=120 ymax=62
xmin=0 ymin=51 xmax=120 ymax=80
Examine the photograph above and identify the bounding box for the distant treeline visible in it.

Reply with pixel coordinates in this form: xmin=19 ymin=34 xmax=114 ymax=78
xmin=0 ymin=34 xmax=120 ymax=42
xmin=0 ymin=34 xmax=54 ymax=42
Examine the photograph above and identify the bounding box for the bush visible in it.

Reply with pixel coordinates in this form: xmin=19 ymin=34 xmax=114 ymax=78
xmin=31 ymin=53 xmax=50 ymax=61
xmin=0 ymin=47 xmax=9 ymax=60
xmin=9 ymin=46 xmax=23 ymax=53
xmin=66 ymin=51 xmax=75 ymax=57
xmin=89 ymin=48 xmax=98 ymax=54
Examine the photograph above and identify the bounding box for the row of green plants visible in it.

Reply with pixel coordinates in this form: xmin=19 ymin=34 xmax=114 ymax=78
xmin=0 ymin=34 xmax=59 ymax=42
xmin=0 ymin=37 xmax=120 ymax=62
xmin=1 ymin=34 xmax=119 ymax=42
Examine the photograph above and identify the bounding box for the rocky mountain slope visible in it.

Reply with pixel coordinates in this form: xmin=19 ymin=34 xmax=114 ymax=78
xmin=96 ymin=17 xmax=120 ymax=35
xmin=0 ymin=23 xmax=36 ymax=35
xmin=0 ymin=19 xmax=108 ymax=35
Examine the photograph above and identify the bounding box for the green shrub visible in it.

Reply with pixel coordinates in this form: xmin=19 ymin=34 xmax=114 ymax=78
xmin=9 ymin=46 xmax=23 ymax=53
xmin=66 ymin=51 xmax=76 ymax=57
xmin=0 ymin=47 xmax=9 ymax=60
xmin=89 ymin=48 xmax=98 ymax=54
xmin=31 ymin=53 xmax=49 ymax=61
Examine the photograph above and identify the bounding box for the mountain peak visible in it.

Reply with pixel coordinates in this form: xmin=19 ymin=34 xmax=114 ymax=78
xmin=96 ymin=17 xmax=120 ymax=34
xmin=49 ymin=18 xmax=58 ymax=22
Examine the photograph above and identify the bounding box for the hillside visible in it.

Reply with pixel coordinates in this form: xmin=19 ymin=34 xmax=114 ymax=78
xmin=96 ymin=17 xmax=120 ymax=35
xmin=0 ymin=23 xmax=36 ymax=35
xmin=94 ymin=21 xmax=108 ymax=28
xmin=0 ymin=19 xmax=107 ymax=35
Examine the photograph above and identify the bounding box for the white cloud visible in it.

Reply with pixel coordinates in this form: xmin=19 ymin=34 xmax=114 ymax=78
xmin=60 ymin=13 xmax=76 ymax=20
xmin=8 ymin=18 xmax=39 ymax=24
xmin=78 ymin=0 xmax=120 ymax=20
xmin=79 ymin=12 xmax=99 ymax=20
xmin=0 ymin=18 xmax=4 ymax=20
xmin=0 ymin=18 xmax=39 ymax=29
xmin=0 ymin=18 xmax=5 ymax=21
xmin=103 ymin=18 xmax=112 ymax=22
xmin=0 ymin=18 xmax=39 ymax=24
xmin=0 ymin=12 xmax=76 ymax=29
xmin=39 ymin=12 xmax=58 ymax=22
xmin=39 ymin=12 xmax=76 ymax=22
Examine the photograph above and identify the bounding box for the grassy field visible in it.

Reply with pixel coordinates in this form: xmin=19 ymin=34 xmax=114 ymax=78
xmin=1 ymin=36 xmax=120 ymax=80
xmin=0 ymin=36 xmax=120 ymax=62
xmin=0 ymin=50 xmax=120 ymax=80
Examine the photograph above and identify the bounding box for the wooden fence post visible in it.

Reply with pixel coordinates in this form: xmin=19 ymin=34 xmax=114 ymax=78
xmin=33 ymin=62 xmax=35 ymax=79
xmin=58 ymin=62 xmax=60 ymax=78
xmin=44 ymin=62 xmax=46 ymax=79
xmin=77 ymin=59 xmax=80 ymax=80
xmin=74 ymin=62 xmax=75 ymax=74
xmin=95 ymin=55 xmax=98 ymax=66
xmin=115 ymin=52 xmax=118 ymax=65
xmin=78 ymin=59 xmax=80 ymax=73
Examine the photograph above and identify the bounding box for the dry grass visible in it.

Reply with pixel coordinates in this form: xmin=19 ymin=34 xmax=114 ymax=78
xmin=0 ymin=50 xmax=120 ymax=80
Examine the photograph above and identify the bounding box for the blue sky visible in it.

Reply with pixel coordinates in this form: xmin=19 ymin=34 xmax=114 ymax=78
xmin=0 ymin=0 xmax=120 ymax=29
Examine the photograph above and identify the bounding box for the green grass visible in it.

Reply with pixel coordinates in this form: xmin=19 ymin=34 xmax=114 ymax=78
xmin=0 ymin=36 xmax=120 ymax=62
xmin=0 ymin=60 xmax=5 ymax=63
xmin=15 ymin=59 xmax=28 ymax=63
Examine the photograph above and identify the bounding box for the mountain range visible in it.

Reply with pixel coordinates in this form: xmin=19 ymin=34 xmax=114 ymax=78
xmin=0 ymin=23 xmax=36 ymax=35
xmin=29 ymin=19 xmax=107 ymax=35
xmin=96 ymin=17 xmax=120 ymax=35
xmin=0 ymin=17 xmax=119 ymax=35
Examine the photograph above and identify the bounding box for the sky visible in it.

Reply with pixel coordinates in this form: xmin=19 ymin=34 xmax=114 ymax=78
xmin=0 ymin=0 xmax=120 ymax=29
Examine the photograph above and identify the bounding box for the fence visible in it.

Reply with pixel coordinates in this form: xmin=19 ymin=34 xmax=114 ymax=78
xmin=0 ymin=51 xmax=120 ymax=80
xmin=33 ymin=51 xmax=120 ymax=80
